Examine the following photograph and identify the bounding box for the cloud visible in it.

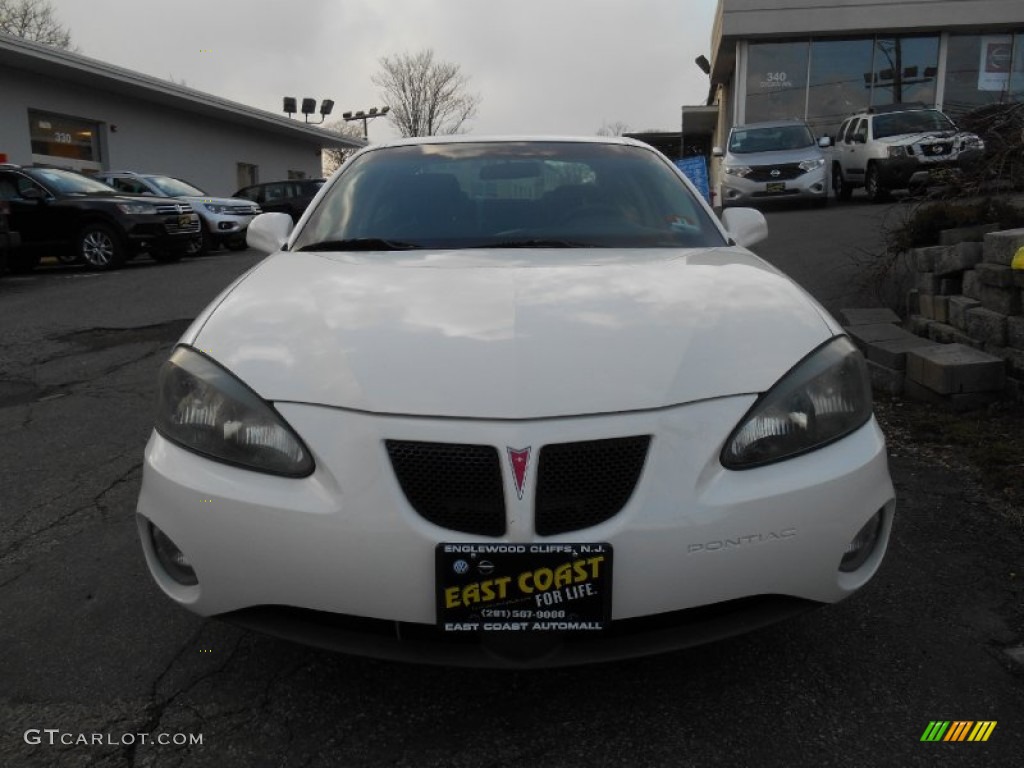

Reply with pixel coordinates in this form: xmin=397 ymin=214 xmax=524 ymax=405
xmin=48 ymin=0 xmax=718 ymax=138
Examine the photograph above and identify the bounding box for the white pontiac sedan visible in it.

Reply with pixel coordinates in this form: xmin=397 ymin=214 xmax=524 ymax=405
xmin=136 ymin=137 xmax=895 ymax=667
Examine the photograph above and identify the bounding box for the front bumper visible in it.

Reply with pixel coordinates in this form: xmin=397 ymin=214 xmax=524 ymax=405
xmin=721 ymin=166 xmax=829 ymax=206
xmin=137 ymin=396 xmax=895 ymax=666
xmin=198 ymin=211 xmax=257 ymax=243
xmin=124 ymin=213 xmax=202 ymax=253
xmin=876 ymin=148 xmax=985 ymax=189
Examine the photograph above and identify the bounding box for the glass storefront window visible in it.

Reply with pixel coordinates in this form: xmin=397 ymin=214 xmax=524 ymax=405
xmin=870 ymin=36 xmax=939 ymax=108
xmin=944 ymin=34 xmax=1018 ymax=116
xmin=27 ymin=110 xmax=100 ymax=164
xmin=807 ymin=39 xmax=874 ymax=139
xmin=745 ymin=42 xmax=809 ymax=124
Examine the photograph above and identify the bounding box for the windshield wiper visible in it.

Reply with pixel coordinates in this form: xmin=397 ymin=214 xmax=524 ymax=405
xmin=298 ymin=238 xmax=421 ymax=252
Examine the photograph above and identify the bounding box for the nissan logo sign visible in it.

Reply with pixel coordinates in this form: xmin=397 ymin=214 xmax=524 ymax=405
xmin=770 ymin=169 xmax=781 ymax=177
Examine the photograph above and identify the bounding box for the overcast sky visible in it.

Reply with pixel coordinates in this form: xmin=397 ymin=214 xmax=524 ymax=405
xmin=47 ymin=0 xmax=718 ymax=140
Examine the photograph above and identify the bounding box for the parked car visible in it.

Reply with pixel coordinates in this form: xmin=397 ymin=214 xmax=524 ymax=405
xmin=714 ymin=120 xmax=831 ymax=207
xmin=0 ymin=198 xmax=20 ymax=274
xmin=137 ymin=136 xmax=895 ymax=668
xmin=95 ymin=171 xmax=260 ymax=255
xmin=832 ymin=104 xmax=986 ymax=202
xmin=233 ymin=178 xmax=325 ymax=222
xmin=0 ymin=164 xmax=200 ymax=271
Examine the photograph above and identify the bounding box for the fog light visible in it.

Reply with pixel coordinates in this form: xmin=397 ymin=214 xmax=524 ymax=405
xmin=150 ymin=522 xmax=198 ymax=585
xmin=839 ymin=510 xmax=883 ymax=573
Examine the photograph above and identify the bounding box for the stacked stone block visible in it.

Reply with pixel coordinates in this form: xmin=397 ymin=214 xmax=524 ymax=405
xmin=906 ymin=226 xmax=1024 ymax=402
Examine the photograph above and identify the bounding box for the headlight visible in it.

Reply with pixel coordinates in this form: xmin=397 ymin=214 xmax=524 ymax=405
xmin=886 ymin=146 xmax=910 ymax=159
xmin=156 ymin=346 xmax=314 ymax=477
xmin=723 ymin=165 xmax=752 ymax=177
xmin=798 ymin=157 xmax=825 ymax=172
xmin=721 ymin=336 xmax=873 ymax=469
xmin=117 ymin=202 xmax=158 ymax=215
xmin=959 ymin=133 xmax=985 ymax=151
xmin=203 ymin=203 xmax=231 ymax=214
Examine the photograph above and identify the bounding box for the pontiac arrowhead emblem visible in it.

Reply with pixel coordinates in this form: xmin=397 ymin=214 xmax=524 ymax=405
xmin=507 ymin=447 xmax=531 ymax=500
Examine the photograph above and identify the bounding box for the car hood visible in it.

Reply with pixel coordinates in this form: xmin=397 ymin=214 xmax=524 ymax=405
xmin=187 ymin=248 xmax=836 ymax=419
xmin=877 ymin=131 xmax=957 ymax=146
xmin=724 ymin=147 xmax=824 ymax=166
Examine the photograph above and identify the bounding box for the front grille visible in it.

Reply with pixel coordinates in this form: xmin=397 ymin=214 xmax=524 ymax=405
xmin=747 ymin=163 xmax=804 ymax=182
xmin=165 ymin=218 xmax=201 ymax=234
xmin=386 ymin=440 xmax=505 ymax=536
xmin=917 ymin=141 xmax=951 ymax=157
xmin=228 ymin=204 xmax=259 ymax=215
xmin=535 ymin=436 xmax=650 ymax=535
xmin=154 ymin=203 xmax=193 ymax=215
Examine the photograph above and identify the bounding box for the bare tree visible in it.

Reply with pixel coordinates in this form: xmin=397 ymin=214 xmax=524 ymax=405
xmin=372 ymin=49 xmax=480 ymax=137
xmin=596 ymin=120 xmax=631 ymax=137
xmin=0 ymin=0 xmax=72 ymax=49
xmin=322 ymin=119 xmax=367 ymax=175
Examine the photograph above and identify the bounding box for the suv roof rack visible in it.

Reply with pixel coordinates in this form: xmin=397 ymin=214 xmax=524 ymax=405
xmin=866 ymin=102 xmax=930 ymax=114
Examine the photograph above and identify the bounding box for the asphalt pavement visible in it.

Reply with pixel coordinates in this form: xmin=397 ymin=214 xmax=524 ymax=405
xmin=0 ymin=213 xmax=1022 ymax=767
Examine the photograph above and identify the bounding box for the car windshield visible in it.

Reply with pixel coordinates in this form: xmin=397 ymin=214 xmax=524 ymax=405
xmin=873 ymin=110 xmax=955 ymax=139
xmin=728 ymin=125 xmax=814 ymax=154
xmin=29 ymin=169 xmax=116 ymax=195
xmin=293 ymin=141 xmax=725 ymax=251
xmin=148 ymin=176 xmax=206 ymax=196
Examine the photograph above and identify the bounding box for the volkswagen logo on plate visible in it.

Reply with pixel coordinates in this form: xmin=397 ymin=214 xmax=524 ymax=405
xmin=453 ymin=559 xmax=469 ymax=575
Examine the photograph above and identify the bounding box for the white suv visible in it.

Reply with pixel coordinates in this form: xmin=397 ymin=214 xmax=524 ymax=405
xmin=831 ymin=105 xmax=985 ymax=202
xmin=713 ymin=120 xmax=831 ymax=208
xmin=96 ymin=172 xmax=260 ymax=254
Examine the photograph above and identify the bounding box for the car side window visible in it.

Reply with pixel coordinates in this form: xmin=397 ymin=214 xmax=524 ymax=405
xmin=851 ymin=119 xmax=867 ymax=144
xmin=265 ymin=184 xmax=285 ymax=202
xmin=838 ymin=120 xmax=851 ymax=144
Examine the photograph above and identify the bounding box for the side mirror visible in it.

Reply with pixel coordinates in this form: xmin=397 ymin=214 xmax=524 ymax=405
xmin=20 ymin=187 xmax=46 ymax=201
xmin=818 ymin=136 xmax=832 ymax=148
xmin=712 ymin=146 xmax=724 ymax=158
xmin=246 ymin=212 xmax=294 ymax=254
xmin=720 ymin=207 xmax=768 ymax=249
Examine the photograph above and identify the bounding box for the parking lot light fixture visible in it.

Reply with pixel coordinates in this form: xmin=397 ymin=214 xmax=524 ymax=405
xmin=343 ymin=105 xmax=390 ymax=139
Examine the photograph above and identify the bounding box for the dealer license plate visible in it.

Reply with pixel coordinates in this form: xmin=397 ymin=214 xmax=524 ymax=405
xmin=436 ymin=542 xmax=612 ymax=633
xmin=766 ymin=182 xmax=786 ymax=193
xmin=178 ymin=214 xmax=193 ymax=227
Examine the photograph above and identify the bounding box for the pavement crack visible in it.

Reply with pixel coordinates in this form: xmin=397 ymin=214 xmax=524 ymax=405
xmin=0 ymin=460 xmax=143 ymax=562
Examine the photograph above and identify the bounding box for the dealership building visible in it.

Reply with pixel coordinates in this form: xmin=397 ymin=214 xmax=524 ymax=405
xmin=0 ymin=32 xmax=362 ymax=196
xmin=677 ymin=0 xmax=1024 ymax=195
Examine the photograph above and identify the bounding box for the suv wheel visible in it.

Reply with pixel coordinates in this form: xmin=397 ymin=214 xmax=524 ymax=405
xmin=78 ymin=223 xmax=125 ymax=270
xmin=864 ymin=164 xmax=889 ymax=204
xmin=832 ymin=163 xmax=852 ymax=201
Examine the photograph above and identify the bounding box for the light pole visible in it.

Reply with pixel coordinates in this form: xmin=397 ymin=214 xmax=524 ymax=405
xmin=342 ymin=106 xmax=390 ymax=139
xmin=282 ymin=97 xmax=335 ymax=124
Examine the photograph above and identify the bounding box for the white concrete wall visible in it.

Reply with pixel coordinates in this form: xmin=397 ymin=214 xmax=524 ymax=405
xmin=0 ymin=68 xmax=323 ymax=196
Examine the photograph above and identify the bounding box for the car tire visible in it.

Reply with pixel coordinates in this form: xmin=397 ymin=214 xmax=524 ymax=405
xmin=864 ymin=164 xmax=889 ymax=204
xmin=9 ymin=250 xmax=41 ymax=273
xmin=78 ymin=223 xmax=126 ymax=270
xmin=832 ymin=164 xmax=852 ymax=201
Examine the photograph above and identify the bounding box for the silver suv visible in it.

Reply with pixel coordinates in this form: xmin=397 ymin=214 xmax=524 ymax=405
xmin=713 ymin=120 xmax=831 ymax=208
xmin=96 ymin=172 xmax=260 ymax=254
xmin=831 ymin=105 xmax=985 ymax=203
